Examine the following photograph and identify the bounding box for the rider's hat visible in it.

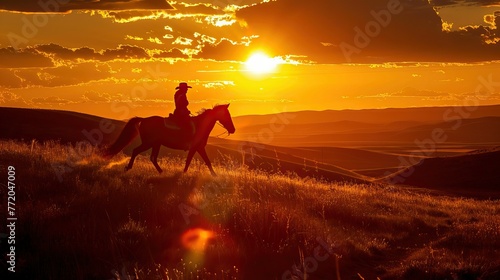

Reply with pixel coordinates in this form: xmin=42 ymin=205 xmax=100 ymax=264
xmin=176 ymin=82 xmax=192 ymax=90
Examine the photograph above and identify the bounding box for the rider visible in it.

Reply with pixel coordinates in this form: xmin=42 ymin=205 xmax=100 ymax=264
xmin=172 ymin=82 xmax=194 ymax=139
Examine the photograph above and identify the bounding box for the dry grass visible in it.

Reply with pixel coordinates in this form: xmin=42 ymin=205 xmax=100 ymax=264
xmin=1 ymin=140 xmax=499 ymax=280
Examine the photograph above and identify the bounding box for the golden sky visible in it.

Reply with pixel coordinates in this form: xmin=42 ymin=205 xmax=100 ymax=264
xmin=0 ymin=0 xmax=499 ymax=118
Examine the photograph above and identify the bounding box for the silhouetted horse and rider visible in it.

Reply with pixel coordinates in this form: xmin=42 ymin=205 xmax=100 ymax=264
xmin=103 ymin=82 xmax=235 ymax=176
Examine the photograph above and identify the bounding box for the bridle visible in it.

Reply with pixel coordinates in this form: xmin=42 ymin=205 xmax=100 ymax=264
xmin=214 ymin=121 xmax=231 ymax=138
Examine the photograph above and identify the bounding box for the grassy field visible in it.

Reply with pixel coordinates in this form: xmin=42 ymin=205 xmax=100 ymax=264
xmin=1 ymin=140 xmax=499 ymax=280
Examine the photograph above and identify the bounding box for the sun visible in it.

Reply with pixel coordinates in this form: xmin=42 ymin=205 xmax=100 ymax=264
xmin=245 ymin=52 xmax=279 ymax=74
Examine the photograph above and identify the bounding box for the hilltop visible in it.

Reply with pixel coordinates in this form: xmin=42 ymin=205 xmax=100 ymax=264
xmin=1 ymin=105 xmax=500 ymax=197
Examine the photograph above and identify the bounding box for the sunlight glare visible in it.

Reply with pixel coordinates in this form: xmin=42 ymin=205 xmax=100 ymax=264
xmin=245 ymin=52 xmax=279 ymax=74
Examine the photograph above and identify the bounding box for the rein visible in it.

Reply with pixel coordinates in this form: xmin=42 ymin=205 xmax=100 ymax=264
xmin=214 ymin=121 xmax=230 ymax=138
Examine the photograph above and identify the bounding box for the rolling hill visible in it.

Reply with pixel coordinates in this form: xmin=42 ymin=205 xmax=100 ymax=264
xmin=0 ymin=107 xmax=124 ymax=145
xmin=382 ymin=148 xmax=500 ymax=198
xmin=0 ymin=107 xmax=369 ymax=183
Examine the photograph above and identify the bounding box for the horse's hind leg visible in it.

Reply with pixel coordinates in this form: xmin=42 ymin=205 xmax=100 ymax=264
xmin=150 ymin=144 xmax=163 ymax=173
xmin=126 ymin=143 xmax=151 ymax=171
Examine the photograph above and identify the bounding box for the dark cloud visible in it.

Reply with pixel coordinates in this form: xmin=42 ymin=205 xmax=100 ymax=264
xmin=0 ymin=0 xmax=173 ymax=13
xmin=153 ymin=48 xmax=188 ymax=58
xmin=170 ymin=2 xmax=225 ymax=14
xmin=101 ymin=45 xmax=150 ymax=60
xmin=170 ymin=0 xmax=264 ymax=9
xmin=0 ymin=47 xmax=54 ymax=68
xmin=0 ymin=44 xmax=186 ymax=88
xmin=0 ymin=44 xmax=190 ymax=70
xmin=223 ymin=0 xmax=500 ymax=63
xmin=429 ymin=0 xmax=500 ymax=7
xmin=97 ymin=3 xmax=225 ymax=23
xmin=36 ymin=44 xmax=98 ymax=61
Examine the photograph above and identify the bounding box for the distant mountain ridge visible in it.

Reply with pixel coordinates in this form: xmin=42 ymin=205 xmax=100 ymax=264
xmin=232 ymin=104 xmax=500 ymax=126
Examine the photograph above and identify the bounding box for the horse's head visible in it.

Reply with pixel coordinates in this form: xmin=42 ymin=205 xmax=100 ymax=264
xmin=213 ymin=104 xmax=236 ymax=134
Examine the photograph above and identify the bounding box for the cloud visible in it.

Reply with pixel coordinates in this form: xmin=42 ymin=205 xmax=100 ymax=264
xmin=230 ymin=0 xmax=500 ymax=63
xmin=195 ymin=38 xmax=251 ymax=61
xmin=391 ymin=87 xmax=448 ymax=97
xmin=430 ymin=0 xmax=500 ymax=7
xmin=172 ymin=37 xmax=194 ymax=46
xmin=93 ymin=3 xmax=225 ymax=23
xmin=0 ymin=62 xmax=113 ymax=88
xmin=153 ymin=48 xmax=188 ymax=58
xmin=0 ymin=44 xmax=189 ymax=88
xmin=0 ymin=44 xmax=188 ymax=68
xmin=0 ymin=91 xmax=31 ymax=107
xmin=202 ymin=81 xmax=236 ymax=89
xmin=0 ymin=0 xmax=173 ymax=13
xmin=0 ymin=47 xmax=54 ymax=68
xmin=31 ymin=96 xmax=74 ymax=105
xmin=82 ymin=91 xmax=112 ymax=103
xmin=169 ymin=0 xmax=264 ymax=9
xmin=80 ymin=91 xmax=171 ymax=106
xmin=38 ymin=44 xmax=152 ymax=61
xmin=170 ymin=2 xmax=224 ymax=14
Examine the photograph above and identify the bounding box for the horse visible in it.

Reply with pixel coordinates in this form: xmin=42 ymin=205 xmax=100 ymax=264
xmin=103 ymin=104 xmax=235 ymax=176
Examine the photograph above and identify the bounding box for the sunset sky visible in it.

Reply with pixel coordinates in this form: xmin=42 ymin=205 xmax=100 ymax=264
xmin=0 ymin=0 xmax=499 ymax=119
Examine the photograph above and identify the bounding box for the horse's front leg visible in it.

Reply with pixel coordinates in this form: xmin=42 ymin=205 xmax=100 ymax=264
xmin=183 ymin=147 xmax=197 ymax=173
xmin=197 ymin=146 xmax=216 ymax=176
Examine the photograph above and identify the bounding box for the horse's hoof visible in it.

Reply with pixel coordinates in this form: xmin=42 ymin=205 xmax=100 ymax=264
xmin=211 ymin=171 xmax=217 ymax=177
xmin=124 ymin=166 xmax=130 ymax=172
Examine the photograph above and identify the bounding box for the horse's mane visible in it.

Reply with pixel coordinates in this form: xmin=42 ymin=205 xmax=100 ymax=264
xmin=195 ymin=108 xmax=211 ymax=116
xmin=195 ymin=104 xmax=227 ymax=116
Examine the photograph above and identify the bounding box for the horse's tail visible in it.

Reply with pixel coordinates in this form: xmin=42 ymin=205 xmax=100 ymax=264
xmin=101 ymin=117 xmax=143 ymax=159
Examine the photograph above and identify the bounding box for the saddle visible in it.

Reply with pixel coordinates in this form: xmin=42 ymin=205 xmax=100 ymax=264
xmin=165 ymin=114 xmax=195 ymax=135
xmin=164 ymin=114 xmax=181 ymax=130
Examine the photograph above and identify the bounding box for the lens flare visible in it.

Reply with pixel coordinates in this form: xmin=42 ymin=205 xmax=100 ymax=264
xmin=105 ymin=157 xmax=129 ymax=169
xmin=181 ymin=228 xmax=215 ymax=252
